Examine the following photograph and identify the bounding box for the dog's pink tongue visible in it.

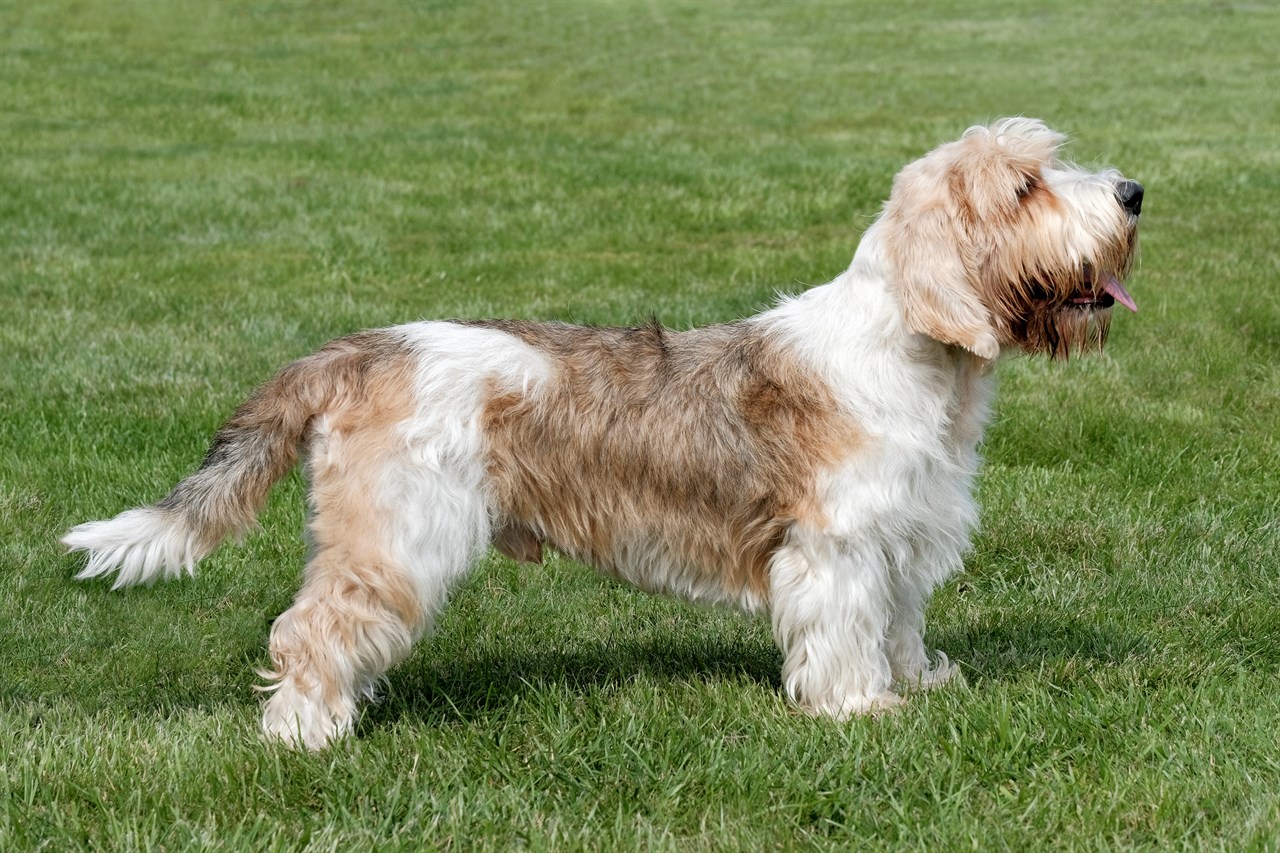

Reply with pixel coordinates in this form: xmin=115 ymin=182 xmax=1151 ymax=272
xmin=1102 ymin=274 xmax=1138 ymax=312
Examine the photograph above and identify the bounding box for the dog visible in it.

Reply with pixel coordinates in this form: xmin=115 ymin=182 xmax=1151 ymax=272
xmin=62 ymin=118 xmax=1142 ymax=750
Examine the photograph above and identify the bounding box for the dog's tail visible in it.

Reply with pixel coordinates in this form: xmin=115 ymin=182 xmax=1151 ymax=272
xmin=61 ymin=332 xmax=401 ymax=589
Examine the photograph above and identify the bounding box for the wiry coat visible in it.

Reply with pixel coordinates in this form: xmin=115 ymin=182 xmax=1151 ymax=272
xmin=63 ymin=119 xmax=1142 ymax=749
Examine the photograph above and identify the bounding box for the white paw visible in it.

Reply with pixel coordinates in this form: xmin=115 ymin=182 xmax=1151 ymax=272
xmin=261 ymin=683 xmax=352 ymax=751
xmin=801 ymin=690 xmax=905 ymax=720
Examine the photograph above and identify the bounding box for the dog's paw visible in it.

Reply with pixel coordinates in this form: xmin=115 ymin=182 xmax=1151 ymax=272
xmin=800 ymin=690 xmax=905 ymax=720
xmin=260 ymin=683 xmax=352 ymax=751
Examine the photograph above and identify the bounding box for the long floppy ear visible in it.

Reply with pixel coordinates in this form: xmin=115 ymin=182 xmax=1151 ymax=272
xmin=881 ymin=178 xmax=1001 ymax=362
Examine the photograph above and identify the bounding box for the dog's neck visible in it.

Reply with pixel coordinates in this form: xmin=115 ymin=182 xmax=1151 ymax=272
xmin=760 ymin=225 xmax=995 ymax=457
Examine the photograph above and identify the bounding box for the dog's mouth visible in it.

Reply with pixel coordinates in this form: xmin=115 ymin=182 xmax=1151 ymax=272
xmin=1066 ymin=265 xmax=1137 ymax=313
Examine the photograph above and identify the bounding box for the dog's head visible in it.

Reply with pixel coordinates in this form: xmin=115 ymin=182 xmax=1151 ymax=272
xmin=880 ymin=118 xmax=1141 ymax=361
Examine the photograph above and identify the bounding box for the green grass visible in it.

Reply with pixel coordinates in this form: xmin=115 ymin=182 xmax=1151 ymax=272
xmin=3 ymin=0 xmax=1278 ymax=848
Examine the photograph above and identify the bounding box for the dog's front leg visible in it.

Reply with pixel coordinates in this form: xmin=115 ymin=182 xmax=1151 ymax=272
xmin=769 ymin=533 xmax=903 ymax=718
xmin=885 ymin=574 xmax=963 ymax=692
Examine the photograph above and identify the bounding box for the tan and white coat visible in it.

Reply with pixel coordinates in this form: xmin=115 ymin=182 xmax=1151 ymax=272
xmin=63 ymin=118 xmax=1142 ymax=749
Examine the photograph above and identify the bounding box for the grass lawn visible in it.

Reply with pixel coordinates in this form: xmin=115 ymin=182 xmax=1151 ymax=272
xmin=2 ymin=0 xmax=1278 ymax=848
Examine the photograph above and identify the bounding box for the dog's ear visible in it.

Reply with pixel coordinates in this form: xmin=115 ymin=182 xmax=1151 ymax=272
xmin=887 ymin=221 xmax=1001 ymax=361
xmin=880 ymin=171 xmax=1001 ymax=362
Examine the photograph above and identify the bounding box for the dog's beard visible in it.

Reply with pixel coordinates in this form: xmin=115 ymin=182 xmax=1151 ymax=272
xmin=1005 ymin=239 xmax=1138 ymax=360
xmin=1017 ymin=302 xmax=1114 ymax=359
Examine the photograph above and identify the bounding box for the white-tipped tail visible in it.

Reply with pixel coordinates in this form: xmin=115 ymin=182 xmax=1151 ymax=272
xmin=61 ymin=507 xmax=210 ymax=589
xmin=62 ymin=330 xmax=412 ymax=590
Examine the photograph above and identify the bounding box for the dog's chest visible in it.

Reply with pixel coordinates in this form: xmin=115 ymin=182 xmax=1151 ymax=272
xmin=811 ymin=348 xmax=993 ymax=548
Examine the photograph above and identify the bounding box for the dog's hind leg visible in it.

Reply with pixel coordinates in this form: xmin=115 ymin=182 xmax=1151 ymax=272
xmin=260 ymin=418 xmax=491 ymax=750
xmin=259 ymin=542 xmax=422 ymax=750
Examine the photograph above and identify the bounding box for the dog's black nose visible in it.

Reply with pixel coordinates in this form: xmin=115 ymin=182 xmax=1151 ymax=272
xmin=1116 ymin=180 xmax=1143 ymax=215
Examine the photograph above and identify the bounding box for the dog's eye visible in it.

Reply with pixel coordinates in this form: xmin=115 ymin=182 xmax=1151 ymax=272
xmin=1016 ymin=180 xmax=1036 ymax=200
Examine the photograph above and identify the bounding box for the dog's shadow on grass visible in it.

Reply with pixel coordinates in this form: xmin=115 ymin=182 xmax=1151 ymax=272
xmin=933 ymin=615 xmax=1147 ymax=685
xmin=362 ymin=615 xmax=1144 ymax=729
xmin=364 ymin=634 xmax=784 ymax=729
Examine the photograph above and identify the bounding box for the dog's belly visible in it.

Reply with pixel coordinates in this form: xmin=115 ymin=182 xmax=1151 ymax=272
xmin=491 ymin=492 xmax=784 ymax=613
xmin=593 ymin=532 xmax=763 ymax=607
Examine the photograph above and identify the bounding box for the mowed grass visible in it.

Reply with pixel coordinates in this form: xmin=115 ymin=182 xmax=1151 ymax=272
xmin=2 ymin=0 xmax=1278 ymax=848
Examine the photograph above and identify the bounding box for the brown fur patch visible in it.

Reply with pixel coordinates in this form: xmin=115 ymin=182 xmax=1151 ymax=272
xmin=494 ymin=522 xmax=544 ymax=564
xmin=475 ymin=319 xmax=861 ymax=608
